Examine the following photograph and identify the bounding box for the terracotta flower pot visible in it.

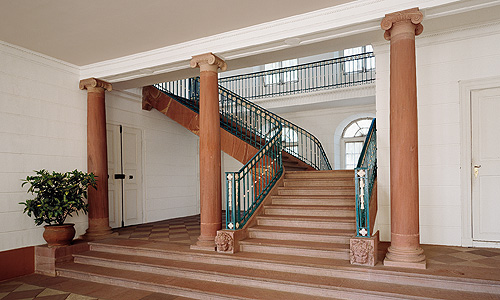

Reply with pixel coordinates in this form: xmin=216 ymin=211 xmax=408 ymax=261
xmin=43 ymin=224 xmax=76 ymax=247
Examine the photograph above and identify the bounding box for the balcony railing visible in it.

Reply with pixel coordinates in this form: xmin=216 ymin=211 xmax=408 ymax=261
xmin=219 ymin=52 xmax=375 ymax=100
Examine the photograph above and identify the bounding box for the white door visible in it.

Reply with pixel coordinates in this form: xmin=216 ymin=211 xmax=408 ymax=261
xmin=472 ymin=87 xmax=500 ymax=242
xmin=107 ymin=124 xmax=143 ymax=228
xmin=107 ymin=125 xmax=120 ymax=228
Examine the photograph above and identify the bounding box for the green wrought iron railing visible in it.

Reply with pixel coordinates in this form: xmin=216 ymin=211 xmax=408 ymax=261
xmin=219 ymin=52 xmax=375 ymax=100
xmin=154 ymin=75 xmax=331 ymax=229
xmin=354 ymin=118 xmax=377 ymax=238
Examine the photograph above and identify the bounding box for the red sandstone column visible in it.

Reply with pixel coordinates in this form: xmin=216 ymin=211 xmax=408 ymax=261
xmin=381 ymin=8 xmax=426 ymax=269
xmin=79 ymin=78 xmax=113 ymax=240
xmin=190 ymin=53 xmax=227 ymax=251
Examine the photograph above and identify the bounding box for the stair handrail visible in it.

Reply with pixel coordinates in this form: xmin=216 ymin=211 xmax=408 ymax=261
xmin=155 ymin=79 xmax=284 ymax=230
xmin=354 ymin=118 xmax=377 ymax=238
xmin=156 ymin=78 xmax=331 ymax=171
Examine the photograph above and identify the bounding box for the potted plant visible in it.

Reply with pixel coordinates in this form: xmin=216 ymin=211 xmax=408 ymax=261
xmin=20 ymin=169 xmax=97 ymax=247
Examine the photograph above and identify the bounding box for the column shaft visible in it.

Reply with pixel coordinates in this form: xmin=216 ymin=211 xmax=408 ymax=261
xmin=190 ymin=53 xmax=227 ymax=251
xmin=80 ymin=78 xmax=113 ymax=240
xmin=381 ymin=8 xmax=426 ymax=269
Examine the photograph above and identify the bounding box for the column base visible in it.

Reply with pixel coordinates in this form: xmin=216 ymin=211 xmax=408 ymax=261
xmin=383 ymin=245 xmax=426 ymax=269
xmin=82 ymin=227 xmax=116 ymax=241
xmin=191 ymin=235 xmax=217 ymax=251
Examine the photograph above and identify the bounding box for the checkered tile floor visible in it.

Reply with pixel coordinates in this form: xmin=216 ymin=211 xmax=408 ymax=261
xmin=113 ymin=214 xmax=203 ymax=245
xmin=423 ymin=244 xmax=500 ymax=269
xmin=0 ymin=281 xmax=102 ymax=300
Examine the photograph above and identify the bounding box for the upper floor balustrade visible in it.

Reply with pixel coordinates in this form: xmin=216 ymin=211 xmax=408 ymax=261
xmin=219 ymin=51 xmax=375 ymax=100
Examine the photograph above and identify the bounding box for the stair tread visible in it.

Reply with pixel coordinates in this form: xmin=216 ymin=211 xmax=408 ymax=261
xmin=58 ymin=261 xmax=334 ymax=300
xmin=240 ymin=238 xmax=350 ymax=251
xmin=258 ymin=214 xmax=355 ymax=222
xmin=279 ymin=186 xmax=354 ymax=190
xmin=272 ymin=195 xmax=355 ymax=199
xmin=68 ymin=251 xmax=496 ymax=300
xmin=248 ymin=225 xmax=353 ymax=236
xmin=265 ymin=204 xmax=354 ymax=210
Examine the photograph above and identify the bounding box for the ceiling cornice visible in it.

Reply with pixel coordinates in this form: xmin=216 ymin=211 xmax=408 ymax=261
xmin=79 ymin=0 xmax=468 ymax=85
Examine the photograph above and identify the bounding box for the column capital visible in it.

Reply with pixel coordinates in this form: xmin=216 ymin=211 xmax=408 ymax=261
xmin=79 ymin=78 xmax=112 ymax=92
xmin=381 ymin=8 xmax=423 ymax=41
xmin=190 ymin=52 xmax=227 ymax=72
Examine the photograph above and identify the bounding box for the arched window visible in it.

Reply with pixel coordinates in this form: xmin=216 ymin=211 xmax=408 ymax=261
xmin=341 ymin=118 xmax=373 ymax=169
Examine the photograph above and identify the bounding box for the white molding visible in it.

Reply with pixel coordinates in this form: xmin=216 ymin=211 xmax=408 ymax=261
xmin=0 ymin=40 xmax=79 ymax=75
xmin=417 ymin=19 xmax=500 ymax=48
xmin=79 ymin=0 xmax=462 ymax=84
xmin=459 ymin=76 xmax=500 ymax=247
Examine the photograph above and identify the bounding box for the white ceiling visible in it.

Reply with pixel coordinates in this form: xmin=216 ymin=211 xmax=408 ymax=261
xmin=0 ymin=0 xmax=353 ymax=66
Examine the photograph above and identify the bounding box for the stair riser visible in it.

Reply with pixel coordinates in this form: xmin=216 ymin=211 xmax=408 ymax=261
xmin=285 ymin=173 xmax=353 ymax=180
xmin=284 ymin=180 xmax=354 ymax=187
xmin=257 ymin=218 xmax=356 ymax=230
xmin=57 ymin=268 xmax=233 ymax=300
xmin=240 ymin=244 xmax=349 ymax=260
xmin=272 ymin=198 xmax=354 ymax=206
xmin=88 ymin=243 xmax=500 ymax=294
xmin=278 ymin=190 xmax=355 ymax=196
xmin=264 ymin=208 xmax=355 ymax=218
xmin=248 ymin=230 xmax=350 ymax=244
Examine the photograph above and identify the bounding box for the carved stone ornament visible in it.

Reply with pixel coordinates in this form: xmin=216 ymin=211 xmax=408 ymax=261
xmin=190 ymin=52 xmax=227 ymax=72
xmin=381 ymin=7 xmax=423 ymax=41
xmin=350 ymin=238 xmax=374 ymax=266
xmin=215 ymin=231 xmax=234 ymax=252
xmin=79 ymin=78 xmax=112 ymax=92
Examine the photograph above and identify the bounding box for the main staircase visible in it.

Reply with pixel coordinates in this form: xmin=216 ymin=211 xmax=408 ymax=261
xmin=55 ymin=82 xmax=500 ymax=299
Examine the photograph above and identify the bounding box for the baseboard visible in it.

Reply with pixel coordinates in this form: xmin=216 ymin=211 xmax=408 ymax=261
xmin=0 ymin=246 xmax=35 ymax=281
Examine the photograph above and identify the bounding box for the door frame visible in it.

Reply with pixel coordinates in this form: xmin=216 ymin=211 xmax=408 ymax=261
xmin=460 ymin=76 xmax=500 ymax=248
xmin=106 ymin=121 xmax=146 ymax=227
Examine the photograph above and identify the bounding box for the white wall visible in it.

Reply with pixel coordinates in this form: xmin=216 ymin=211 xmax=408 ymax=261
xmin=0 ymin=42 xmax=200 ymax=252
xmin=375 ymin=21 xmax=500 ymax=245
xmin=0 ymin=42 xmax=87 ymax=251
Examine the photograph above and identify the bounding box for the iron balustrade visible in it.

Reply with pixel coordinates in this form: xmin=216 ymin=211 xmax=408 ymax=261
xmin=218 ymin=52 xmax=375 ymax=100
xmin=354 ymin=118 xmax=377 ymax=238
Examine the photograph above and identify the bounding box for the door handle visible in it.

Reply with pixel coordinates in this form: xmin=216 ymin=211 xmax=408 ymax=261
xmin=114 ymin=174 xmax=126 ymax=180
xmin=474 ymin=165 xmax=481 ymax=178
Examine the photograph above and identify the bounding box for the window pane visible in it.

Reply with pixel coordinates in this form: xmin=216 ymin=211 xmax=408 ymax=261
xmin=343 ymin=123 xmax=359 ymax=138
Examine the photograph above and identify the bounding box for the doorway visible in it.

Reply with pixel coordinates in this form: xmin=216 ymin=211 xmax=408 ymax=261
xmin=471 ymin=87 xmax=500 ymax=243
xmin=107 ymin=124 xmax=143 ymax=228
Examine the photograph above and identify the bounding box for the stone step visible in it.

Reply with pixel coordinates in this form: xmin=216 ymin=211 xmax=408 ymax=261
xmin=284 ymin=178 xmax=354 ymax=187
xmin=57 ymin=261 xmax=334 ymax=300
xmin=285 ymin=170 xmax=354 ymax=179
xmin=271 ymin=195 xmax=355 ymax=206
xmin=264 ymin=205 xmax=355 ymax=218
xmin=256 ymin=215 xmax=356 ymax=230
xmin=278 ymin=186 xmax=355 ymax=196
xmin=239 ymin=238 xmax=350 ymax=260
xmin=84 ymin=239 xmax=500 ymax=295
xmin=63 ymin=250 xmax=496 ymax=300
xmin=247 ymin=225 xmax=352 ymax=243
